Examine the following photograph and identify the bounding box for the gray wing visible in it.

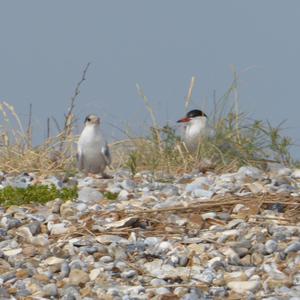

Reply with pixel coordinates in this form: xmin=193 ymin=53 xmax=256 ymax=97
xmin=101 ymin=142 xmax=111 ymax=165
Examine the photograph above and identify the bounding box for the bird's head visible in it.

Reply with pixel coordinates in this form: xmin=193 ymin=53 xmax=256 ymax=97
xmin=84 ymin=114 xmax=100 ymax=126
xmin=177 ymin=109 xmax=207 ymax=124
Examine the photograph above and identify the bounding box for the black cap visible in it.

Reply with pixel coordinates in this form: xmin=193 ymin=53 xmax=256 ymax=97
xmin=186 ymin=109 xmax=207 ymax=118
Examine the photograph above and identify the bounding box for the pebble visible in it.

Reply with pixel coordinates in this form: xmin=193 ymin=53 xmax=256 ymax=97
xmin=1 ymin=217 xmax=22 ymax=229
xmin=3 ymin=248 xmax=22 ymax=256
xmin=156 ymin=287 xmax=171 ymax=295
xmin=0 ymin=271 xmax=16 ymax=282
xmin=158 ymin=241 xmax=173 ymax=252
xmin=89 ymin=268 xmax=101 ymax=281
xmin=150 ymin=278 xmax=167 ymax=286
xmin=44 ymin=256 xmax=65 ymax=266
xmin=68 ymin=269 xmax=89 ymax=285
xmin=144 ymin=237 xmax=161 ymax=247
xmin=49 ymin=223 xmax=68 ymax=235
xmin=60 ymin=262 xmax=70 ymax=278
xmin=120 ymin=179 xmax=135 ymax=192
xmin=227 ymin=280 xmax=261 ymax=294
xmin=95 ymin=235 xmax=129 ymax=245
xmin=61 ymin=286 xmax=81 ymax=300
xmin=51 ymin=198 xmax=64 ymax=213
xmin=265 ymin=240 xmax=278 ymax=254
xmin=42 ymin=283 xmax=58 ymax=297
xmin=285 ymin=242 xmax=300 ymax=254
xmin=291 ymin=169 xmax=300 ymax=179
xmin=0 ymin=287 xmax=9 ymax=298
xmin=27 ymin=222 xmax=41 ymax=235
xmin=192 ymin=188 xmax=214 ymax=199
xmin=121 ymin=269 xmax=137 ymax=278
xmin=99 ymin=255 xmax=113 ymax=263
xmin=117 ymin=189 xmax=129 ymax=201
xmin=195 ymin=268 xmax=216 ymax=283
xmin=77 ymin=187 xmax=103 ymax=203
xmin=75 ymin=202 xmax=87 ymax=211
xmin=237 ymin=166 xmax=263 ymax=179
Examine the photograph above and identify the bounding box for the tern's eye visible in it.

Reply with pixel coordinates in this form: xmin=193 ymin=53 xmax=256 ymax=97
xmin=87 ymin=118 xmax=91 ymax=122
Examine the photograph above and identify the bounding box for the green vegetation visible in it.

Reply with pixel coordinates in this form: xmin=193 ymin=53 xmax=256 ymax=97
xmin=0 ymin=185 xmax=78 ymax=207
xmin=124 ymin=151 xmax=139 ymax=177
xmin=103 ymin=191 xmax=119 ymax=200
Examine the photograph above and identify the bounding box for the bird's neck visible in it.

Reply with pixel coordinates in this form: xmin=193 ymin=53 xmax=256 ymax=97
xmin=82 ymin=124 xmax=101 ymax=139
xmin=185 ymin=117 xmax=207 ymax=138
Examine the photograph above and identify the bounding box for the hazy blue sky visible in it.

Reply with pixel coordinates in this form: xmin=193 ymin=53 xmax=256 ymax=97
xmin=0 ymin=1 xmax=300 ymax=156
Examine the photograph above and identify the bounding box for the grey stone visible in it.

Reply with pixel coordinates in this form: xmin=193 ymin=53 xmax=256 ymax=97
xmin=61 ymin=286 xmax=81 ymax=300
xmin=120 ymin=179 xmax=136 ymax=192
xmin=27 ymin=221 xmax=41 ymax=236
xmin=77 ymin=187 xmax=103 ymax=203
xmin=100 ymin=256 xmax=113 ymax=263
xmin=1 ymin=217 xmax=22 ymax=229
xmin=0 ymin=271 xmax=16 ymax=283
xmin=155 ymin=287 xmax=171 ymax=295
xmin=42 ymin=283 xmax=58 ymax=297
xmin=265 ymin=240 xmax=278 ymax=254
xmin=121 ymin=270 xmax=137 ymax=278
xmin=0 ymin=287 xmax=9 ymax=299
xmin=285 ymin=242 xmax=300 ymax=254
xmin=60 ymin=262 xmax=70 ymax=278
xmin=191 ymin=188 xmax=214 ymax=199
xmin=161 ymin=185 xmax=178 ymax=196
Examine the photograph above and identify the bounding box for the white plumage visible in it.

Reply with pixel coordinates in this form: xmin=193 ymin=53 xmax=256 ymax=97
xmin=177 ymin=109 xmax=208 ymax=152
xmin=183 ymin=116 xmax=207 ymax=152
xmin=77 ymin=114 xmax=111 ymax=177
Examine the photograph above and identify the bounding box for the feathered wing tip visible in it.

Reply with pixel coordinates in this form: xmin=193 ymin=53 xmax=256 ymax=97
xmin=101 ymin=142 xmax=111 ymax=166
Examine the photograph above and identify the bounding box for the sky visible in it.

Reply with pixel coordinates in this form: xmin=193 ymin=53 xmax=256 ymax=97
xmin=0 ymin=1 xmax=300 ymax=156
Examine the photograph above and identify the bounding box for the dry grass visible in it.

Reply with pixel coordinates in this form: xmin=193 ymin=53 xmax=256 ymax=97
xmin=0 ymin=125 xmax=78 ymax=175
xmin=0 ymin=69 xmax=294 ymax=176
xmin=0 ymin=63 xmax=90 ymax=175
xmin=113 ymin=75 xmax=294 ymax=175
xmin=78 ymin=193 xmax=300 ymax=240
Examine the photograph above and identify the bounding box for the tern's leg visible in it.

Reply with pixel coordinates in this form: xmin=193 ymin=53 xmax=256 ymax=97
xmin=86 ymin=173 xmax=99 ymax=179
xmin=101 ymin=173 xmax=113 ymax=179
xmin=85 ymin=173 xmax=112 ymax=179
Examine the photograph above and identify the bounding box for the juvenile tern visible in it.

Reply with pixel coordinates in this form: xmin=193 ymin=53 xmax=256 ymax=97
xmin=77 ymin=114 xmax=111 ymax=178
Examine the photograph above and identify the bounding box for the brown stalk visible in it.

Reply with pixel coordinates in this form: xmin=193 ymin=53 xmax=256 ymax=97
xmin=185 ymin=76 xmax=196 ymax=111
xmin=59 ymin=62 xmax=91 ymax=151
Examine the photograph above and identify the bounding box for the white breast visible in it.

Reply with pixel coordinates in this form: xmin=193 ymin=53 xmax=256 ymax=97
xmin=78 ymin=125 xmax=107 ymax=162
xmin=184 ymin=117 xmax=207 ymax=151
xmin=77 ymin=124 xmax=108 ymax=174
xmin=185 ymin=117 xmax=207 ymax=139
xmin=78 ymin=125 xmax=103 ymax=148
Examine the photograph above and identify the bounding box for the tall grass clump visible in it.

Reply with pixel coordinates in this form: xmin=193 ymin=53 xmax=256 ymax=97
xmin=119 ymin=75 xmax=294 ymax=174
xmin=0 ymin=66 xmax=294 ymax=176
xmin=0 ymin=102 xmax=76 ymax=175
xmin=0 ymin=63 xmax=91 ymax=175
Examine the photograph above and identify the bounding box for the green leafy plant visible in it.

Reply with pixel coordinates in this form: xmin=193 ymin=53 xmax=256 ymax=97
xmin=124 ymin=151 xmax=139 ymax=176
xmin=103 ymin=191 xmax=119 ymax=200
xmin=0 ymin=185 xmax=78 ymax=207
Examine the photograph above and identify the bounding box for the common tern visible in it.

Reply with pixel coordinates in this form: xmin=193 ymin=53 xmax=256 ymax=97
xmin=177 ymin=109 xmax=208 ymax=152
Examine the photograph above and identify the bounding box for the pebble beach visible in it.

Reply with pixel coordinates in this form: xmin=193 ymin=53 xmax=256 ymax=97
xmin=0 ymin=164 xmax=299 ymax=299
